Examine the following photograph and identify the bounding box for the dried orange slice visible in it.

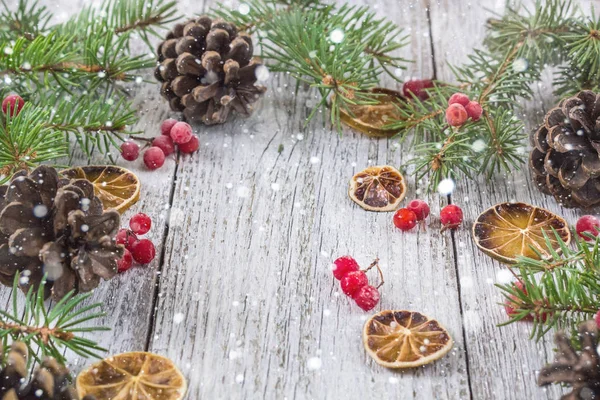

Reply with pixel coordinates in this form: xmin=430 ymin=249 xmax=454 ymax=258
xmin=348 ymin=165 xmax=406 ymax=211
xmin=61 ymin=166 xmax=140 ymax=213
xmin=472 ymin=202 xmax=571 ymax=264
xmin=363 ymin=310 xmax=453 ymax=368
xmin=339 ymin=88 xmax=406 ymax=137
xmin=76 ymin=351 xmax=187 ymax=400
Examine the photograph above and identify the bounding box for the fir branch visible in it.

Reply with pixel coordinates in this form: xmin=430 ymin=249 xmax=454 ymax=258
xmin=0 ymin=0 xmax=50 ymax=41
xmin=498 ymin=231 xmax=600 ymax=341
xmin=0 ymin=274 xmax=108 ymax=366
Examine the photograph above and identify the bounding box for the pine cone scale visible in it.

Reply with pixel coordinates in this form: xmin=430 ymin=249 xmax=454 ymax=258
xmin=155 ymin=16 xmax=265 ymax=124
xmin=0 ymin=166 xmax=122 ymax=300
xmin=529 ymin=90 xmax=600 ymax=208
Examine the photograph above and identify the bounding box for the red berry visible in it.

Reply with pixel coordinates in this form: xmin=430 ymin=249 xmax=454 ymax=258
xmin=116 ymin=228 xmax=138 ymax=250
xmin=576 ymin=215 xmax=600 ymax=241
xmin=446 ymin=104 xmax=468 ymax=127
xmin=161 ymin=118 xmax=178 ymax=136
xmin=152 ymin=135 xmax=175 ymax=156
xmin=340 ymin=271 xmax=368 ymax=297
xmin=2 ymin=94 xmax=24 ymax=116
xmin=179 ymin=134 xmax=199 ymax=154
xmin=465 ymin=101 xmax=483 ymax=121
xmin=595 ymin=310 xmax=600 ymax=328
xmin=120 ymin=142 xmax=140 ymax=161
xmin=117 ymin=249 xmax=133 ymax=273
xmin=354 ymin=285 xmax=380 ymax=311
xmin=332 ymin=256 xmax=359 ymax=280
xmin=402 ymin=79 xmax=434 ymax=101
xmin=130 ymin=213 xmax=152 ymax=235
xmin=131 ymin=239 xmax=156 ymax=264
xmin=143 ymin=147 xmax=165 ymax=170
xmin=393 ymin=208 xmax=417 ymax=231
xmin=448 ymin=93 xmax=470 ymax=107
xmin=406 ymin=199 xmax=430 ymax=221
xmin=440 ymin=204 xmax=463 ymax=230
xmin=170 ymin=122 xmax=193 ymax=144
xmin=504 ymin=281 xmax=532 ymax=320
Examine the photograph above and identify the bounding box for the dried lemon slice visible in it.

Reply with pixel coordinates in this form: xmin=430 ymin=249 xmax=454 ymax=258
xmin=348 ymin=165 xmax=406 ymax=212
xmin=363 ymin=310 xmax=453 ymax=368
xmin=76 ymin=351 xmax=187 ymax=400
xmin=339 ymin=88 xmax=406 ymax=138
xmin=62 ymin=166 xmax=140 ymax=214
xmin=472 ymin=202 xmax=571 ymax=264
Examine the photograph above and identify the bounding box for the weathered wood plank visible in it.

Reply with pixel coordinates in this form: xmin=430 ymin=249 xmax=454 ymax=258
xmin=427 ymin=0 xmax=595 ymax=398
xmin=0 ymin=0 xmax=180 ymax=371
xmin=148 ymin=0 xmax=470 ymax=398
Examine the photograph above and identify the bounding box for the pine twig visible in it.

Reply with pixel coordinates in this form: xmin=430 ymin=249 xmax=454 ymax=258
xmin=0 ymin=274 xmax=108 ymax=366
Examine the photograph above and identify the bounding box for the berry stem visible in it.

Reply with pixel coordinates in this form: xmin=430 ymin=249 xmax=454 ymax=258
xmin=363 ymin=258 xmax=385 ymax=289
xmin=130 ymin=135 xmax=154 ymax=143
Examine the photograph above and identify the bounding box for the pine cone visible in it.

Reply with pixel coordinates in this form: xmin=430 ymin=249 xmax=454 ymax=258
xmin=0 ymin=166 xmax=123 ymax=300
xmin=0 ymin=342 xmax=92 ymax=400
xmin=538 ymin=320 xmax=600 ymax=399
xmin=154 ymin=16 xmax=267 ymax=125
xmin=529 ymin=90 xmax=600 ymax=208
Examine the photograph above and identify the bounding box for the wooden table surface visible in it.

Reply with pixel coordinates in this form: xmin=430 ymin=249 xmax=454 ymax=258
xmin=5 ymin=0 xmax=600 ymax=398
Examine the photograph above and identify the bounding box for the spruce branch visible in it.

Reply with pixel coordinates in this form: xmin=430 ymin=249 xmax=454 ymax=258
xmin=0 ymin=274 xmax=108 ymax=366
xmin=498 ymin=230 xmax=600 ymax=341
xmin=0 ymin=0 xmax=177 ymax=176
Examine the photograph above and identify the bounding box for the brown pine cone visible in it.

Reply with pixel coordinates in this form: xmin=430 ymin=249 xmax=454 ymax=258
xmin=155 ymin=16 xmax=267 ymax=125
xmin=0 ymin=166 xmax=122 ymax=300
xmin=0 ymin=342 xmax=93 ymax=400
xmin=529 ymin=90 xmax=600 ymax=208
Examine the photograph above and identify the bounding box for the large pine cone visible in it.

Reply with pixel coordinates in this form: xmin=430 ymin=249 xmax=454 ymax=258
xmin=529 ymin=90 xmax=600 ymax=208
xmin=0 ymin=342 xmax=93 ymax=399
xmin=0 ymin=166 xmax=123 ymax=300
xmin=155 ymin=16 xmax=267 ymax=125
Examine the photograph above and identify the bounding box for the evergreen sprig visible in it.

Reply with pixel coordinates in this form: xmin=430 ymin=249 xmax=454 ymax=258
xmin=0 ymin=275 xmax=108 ymax=366
xmin=498 ymin=230 xmax=600 ymax=342
xmin=0 ymin=0 xmax=178 ymax=179
xmin=389 ymin=0 xmax=599 ymax=191
xmin=212 ymin=1 xmax=409 ymax=130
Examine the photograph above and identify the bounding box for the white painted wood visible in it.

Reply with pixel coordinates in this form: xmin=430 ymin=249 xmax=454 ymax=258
xmin=148 ymin=1 xmax=470 ymax=399
xmin=2 ymin=0 xmax=598 ymax=398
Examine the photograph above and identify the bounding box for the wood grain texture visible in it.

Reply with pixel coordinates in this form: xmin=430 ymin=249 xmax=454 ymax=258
xmin=2 ymin=0 xmax=599 ymax=398
xmin=148 ymin=0 xmax=470 ymax=399
xmin=428 ymin=0 xmax=598 ymax=399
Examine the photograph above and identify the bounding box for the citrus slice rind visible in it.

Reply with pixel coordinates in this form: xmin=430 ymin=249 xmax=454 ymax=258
xmin=348 ymin=165 xmax=407 ymax=212
xmin=339 ymin=88 xmax=406 ymax=138
xmin=363 ymin=310 xmax=453 ymax=369
xmin=76 ymin=351 xmax=187 ymax=400
xmin=61 ymin=166 xmax=141 ymax=214
xmin=472 ymin=202 xmax=571 ymax=264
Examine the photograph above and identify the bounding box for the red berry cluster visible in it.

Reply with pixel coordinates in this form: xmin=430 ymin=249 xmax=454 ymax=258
xmin=120 ymin=119 xmax=200 ymax=170
xmin=2 ymin=94 xmax=25 ymax=117
xmin=576 ymin=215 xmax=600 ymax=241
xmin=393 ymin=200 xmax=463 ymax=232
xmin=402 ymin=79 xmax=434 ymax=101
xmin=116 ymin=213 xmax=157 ymax=272
xmin=445 ymin=93 xmax=482 ymax=127
xmin=332 ymin=256 xmax=383 ymax=311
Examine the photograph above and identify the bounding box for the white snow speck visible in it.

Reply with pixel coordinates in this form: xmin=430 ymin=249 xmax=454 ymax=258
xmin=229 ymin=351 xmax=238 ymax=360
xmin=226 ymin=182 xmax=233 ymax=189
xmin=389 ymin=377 xmax=399 ymax=384
xmin=310 ymin=157 xmax=320 ymax=164
xmin=33 ymin=205 xmax=48 ymax=218
xmin=255 ymin=65 xmax=270 ymax=81
xmin=496 ymin=269 xmax=513 ymax=284
xmin=238 ymin=3 xmax=250 ymax=14
xmin=329 ymin=28 xmax=344 ymax=43
xmin=437 ymin=178 xmax=455 ymax=195
xmin=471 ymin=139 xmax=486 ymax=152
xmin=232 ymin=300 xmax=240 ymax=307
xmin=236 ymin=186 xmax=251 ymax=198
xmin=307 ymin=357 xmax=322 ymax=371
xmin=271 ymin=183 xmax=280 ymax=191
xmin=296 ymin=134 xmax=304 ymax=141
xmin=512 ymin=58 xmax=528 ymax=72
xmin=173 ymin=313 xmax=184 ymax=324
xmin=235 ymin=374 xmax=244 ymax=383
